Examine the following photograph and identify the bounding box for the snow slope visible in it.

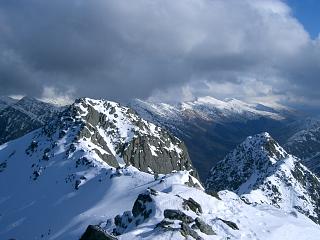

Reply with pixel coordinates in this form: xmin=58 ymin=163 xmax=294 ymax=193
xmin=104 ymin=187 xmax=320 ymax=240
xmin=0 ymin=97 xmax=195 ymax=239
xmin=1 ymin=98 xmax=320 ymax=239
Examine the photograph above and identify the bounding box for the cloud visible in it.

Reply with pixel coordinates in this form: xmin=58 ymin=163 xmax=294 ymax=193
xmin=0 ymin=0 xmax=319 ymax=110
xmin=40 ymin=86 xmax=75 ymax=106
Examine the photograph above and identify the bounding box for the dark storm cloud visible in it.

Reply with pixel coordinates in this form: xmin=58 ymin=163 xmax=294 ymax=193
xmin=0 ymin=0 xmax=319 ymax=108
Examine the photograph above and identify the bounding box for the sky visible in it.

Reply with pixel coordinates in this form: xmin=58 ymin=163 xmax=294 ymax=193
xmin=0 ymin=0 xmax=319 ymax=111
xmin=286 ymin=0 xmax=320 ymax=38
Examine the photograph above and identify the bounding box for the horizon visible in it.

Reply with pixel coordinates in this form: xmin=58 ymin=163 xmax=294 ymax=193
xmin=0 ymin=0 xmax=319 ymax=112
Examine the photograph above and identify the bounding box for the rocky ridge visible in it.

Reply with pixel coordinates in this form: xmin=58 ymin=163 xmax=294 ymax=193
xmin=52 ymin=98 xmax=198 ymax=176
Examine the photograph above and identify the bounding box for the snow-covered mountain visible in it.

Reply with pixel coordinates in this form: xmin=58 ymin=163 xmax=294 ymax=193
xmin=285 ymin=119 xmax=320 ymax=175
xmin=129 ymin=97 xmax=298 ymax=180
xmin=130 ymin=96 xmax=290 ymax=125
xmin=206 ymin=132 xmax=320 ymax=224
xmin=0 ymin=96 xmax=62 ymax=144
xmin=1 ymin=98 xmax=320 ymax=240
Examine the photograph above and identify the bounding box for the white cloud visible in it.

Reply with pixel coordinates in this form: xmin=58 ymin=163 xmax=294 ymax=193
xmin=40 ymin=86 xmax=75 ymax=106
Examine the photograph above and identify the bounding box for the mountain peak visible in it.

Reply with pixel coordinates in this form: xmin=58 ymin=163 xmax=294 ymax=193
xmin=18 ymin=95 xmax=38 ymax=102
xmin=206 ymin=132 xmax=320 ymax=224
xmin=205 ymin=132 xmax=288 ymax=193
xmin=242 ymin=132 xmax=288 ymax=161
xmin=43 ymin=97 xmax=198 ymax=176
xmin=194 ymin=96 xmax=225 ymax=105
xmin=219 ymin=132 xmax=288 ymax=169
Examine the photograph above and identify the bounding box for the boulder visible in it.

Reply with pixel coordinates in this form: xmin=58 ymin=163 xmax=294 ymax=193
xmin=80 ymin=225 xmax=117 ymax=240
xmin=183 ymin=198 xmax=202 ymax=214
xmin=195 ymin=217 xmax=215 ymax=235
xmin=163 ymin=209 xmax=194 ymax=224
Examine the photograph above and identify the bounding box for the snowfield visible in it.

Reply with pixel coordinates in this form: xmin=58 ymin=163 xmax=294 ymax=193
xmin=0 ymin=98 xmax=320 ymax=239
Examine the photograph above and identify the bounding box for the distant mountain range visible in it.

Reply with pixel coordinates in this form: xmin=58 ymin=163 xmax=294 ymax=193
xmin=285 ymin=119 xmax=320 ymax=174
xmin=1 ymin=96 xmax=319 ymax=181
xmin=130 ymin=97 xmax=320 ymax=180
xmin=1 ymin=97 xmax=320 ymax=239
xmin=0 ymin=96 xmax=62 ymax=145
xmin=0 ymin=96 xmax=17 ymax=110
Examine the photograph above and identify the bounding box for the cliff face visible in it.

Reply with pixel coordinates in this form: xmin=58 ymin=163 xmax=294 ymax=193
xmin=76 ymin=98 xmax=197 ymax=176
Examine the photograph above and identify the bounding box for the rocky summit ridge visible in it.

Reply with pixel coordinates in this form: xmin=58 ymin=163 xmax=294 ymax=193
xmin=51 ymin=97 xmax=198 ymax=176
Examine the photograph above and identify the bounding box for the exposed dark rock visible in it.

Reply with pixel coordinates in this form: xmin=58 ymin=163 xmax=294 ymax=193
xmin=123 ymin=135 xmax=198 ymax=177
xmin=155 ymin=219 xmax=175 ymax=230
xmin=113 ymin=192 xmax=154 ymax=236
xmin=148 ymin=188 xmax=158 ymax=196
xmin=32 ymin=170 xmax=41 ymax=180
xmin=80 ymin=225 xmax=117 ymax=240
xmin=76 ymin=157 xmax=93 ymax=168
xmin=205 ymin=190 xmax=221 ymax=200
xmin=42 ymin=148 xmax=50 ymax=160
xmin=182 ymin=198 xmax=202 ymax=214
xmin=25 ymin=141 xmax=38 ymax=155
xmin=179 ymin=222 xmax=202 ymax=239
xmin=185 ymin=176 xmax=202 ymax=189
xmin=218 ymin=218 xmax=239 ymax=230
xmin=0 ymin=161 xmax=7 ymax=172
xmin=132 ymin=193 xmax=153 ymax=218
xmin=195 ymin=217 xmax=215 ymax=235
xmin=75 ymin=180 xmax=81 ymax=190
xmin=163 ymin=209 xmax=194 ymax=224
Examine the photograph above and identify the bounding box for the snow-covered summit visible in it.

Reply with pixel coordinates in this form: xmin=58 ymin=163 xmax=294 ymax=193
xmin=53 ymin=97 xmax=197 ymax=175
xmin=206 ymin=132 xmax=320 ymax=224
